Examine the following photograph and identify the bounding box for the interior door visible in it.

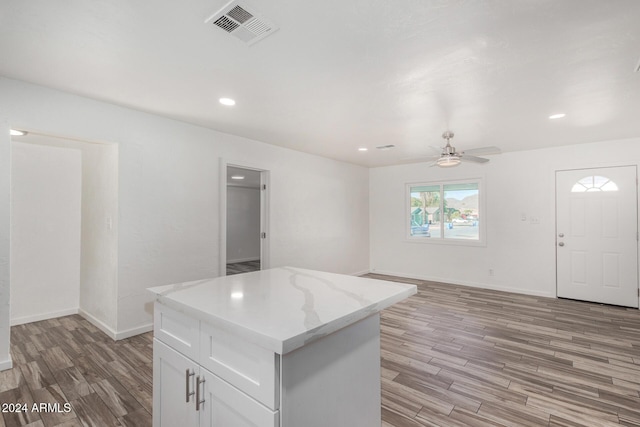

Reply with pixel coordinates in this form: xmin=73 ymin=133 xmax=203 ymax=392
xmin=556 ymin=166 xmax=638 ymax=307
xmin=225 ymin=165 xmax=266 ymax=275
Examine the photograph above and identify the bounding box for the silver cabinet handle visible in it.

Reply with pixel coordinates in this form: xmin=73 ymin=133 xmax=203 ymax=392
xmin=185 ymin=369 xmax=194 ymax=402
xmin=196 ymin=375 xmax=206 ymax=411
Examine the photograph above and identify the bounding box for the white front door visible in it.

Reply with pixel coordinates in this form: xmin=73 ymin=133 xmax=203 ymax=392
xmin=556 ymin=166 xmax=638 ymax=308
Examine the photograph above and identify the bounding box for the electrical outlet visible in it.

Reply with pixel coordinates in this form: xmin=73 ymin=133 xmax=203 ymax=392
xmin=530 ymin=216 xmax=540 ymax=225
xmin=489 ymin=269 xmax=494 ymax=276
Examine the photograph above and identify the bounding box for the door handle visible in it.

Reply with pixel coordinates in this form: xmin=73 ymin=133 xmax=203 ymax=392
xmin=195 ymin=375 xmax=206 ymax=411
xmin=558 ymin=242 xmax=565 ymax=247
xmin=185 ymin=369 xmax=194 ymax=402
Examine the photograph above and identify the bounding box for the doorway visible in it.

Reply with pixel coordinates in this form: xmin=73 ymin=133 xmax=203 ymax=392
xmin=10 ymin=131 xmax=119 ymax=327
xmin=220 ymin=160 xmax=269 ymax=276
xmin=556 ymin=166 xmax=638 ymax=307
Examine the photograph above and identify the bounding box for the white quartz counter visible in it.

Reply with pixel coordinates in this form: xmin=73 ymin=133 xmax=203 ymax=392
xmin=148 ymin=267 xmax=416 ymax=354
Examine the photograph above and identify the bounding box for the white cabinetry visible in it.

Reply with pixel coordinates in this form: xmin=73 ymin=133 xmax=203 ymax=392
xmin=149 ymin=267 xmax=417 ymax=427
xmin=153 ymin=340 xmax=199 ymax=427
xmin=153 ymin=303 xmax=278 ymax=427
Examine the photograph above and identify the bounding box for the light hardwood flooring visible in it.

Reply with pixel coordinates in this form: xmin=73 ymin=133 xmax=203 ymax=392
xmin=1 ymin=275 xmax=639 ymax=426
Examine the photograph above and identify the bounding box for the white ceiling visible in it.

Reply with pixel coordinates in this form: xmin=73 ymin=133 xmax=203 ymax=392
xmin=2 ymin=0 xmax=639 ymax=167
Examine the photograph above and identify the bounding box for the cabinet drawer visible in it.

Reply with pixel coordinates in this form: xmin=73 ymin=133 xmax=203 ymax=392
xmin=200 ymin=368 xmax=279 ymax=427
xmin=154 ymin=302 xmax=200 ymax=359
xmin=200 ymin=322 xmax=279 ymax=410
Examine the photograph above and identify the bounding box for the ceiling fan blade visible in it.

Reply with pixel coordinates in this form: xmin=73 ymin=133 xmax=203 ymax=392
xmin=460 ymin=154 xmax=490 ymax=163
xmin=463 ymin=146 xmax=501 ymax=156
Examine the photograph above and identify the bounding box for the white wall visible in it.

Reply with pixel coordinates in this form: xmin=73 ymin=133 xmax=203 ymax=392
xmin=0 ymin=76 xmax=370 ymax=353
xmin=78 ymin=141 xmax=119 ymax=333
xmin=227 ymin=186 xmax=261 ymax=263
xmin=370 ymin=138 xmax=640 ymax=300
xmin=0 ymin=121 xmax=11 ymax=370
xmin=10 ymin=142 xmax=82 ymax=324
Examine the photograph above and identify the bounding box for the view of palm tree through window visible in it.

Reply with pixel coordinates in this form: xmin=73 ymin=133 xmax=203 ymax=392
xmin=409 ymin=182 xmax=480 ymax=240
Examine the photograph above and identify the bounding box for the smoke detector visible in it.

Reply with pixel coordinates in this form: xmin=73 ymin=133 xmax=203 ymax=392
xmin=205 ymin=0 xmax=279 ymax=46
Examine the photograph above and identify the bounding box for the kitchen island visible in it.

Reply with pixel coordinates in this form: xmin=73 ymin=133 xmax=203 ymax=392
xmin=148 ymin=267 xmax=416 ymax=427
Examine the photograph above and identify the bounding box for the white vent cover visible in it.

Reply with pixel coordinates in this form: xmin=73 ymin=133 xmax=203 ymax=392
xmin=205 ymin=1 xmax=278 ymax=46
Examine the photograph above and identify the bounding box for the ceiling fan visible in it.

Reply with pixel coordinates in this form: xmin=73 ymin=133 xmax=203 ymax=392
xmin=424 ymin=131 xmax=500 ymax=168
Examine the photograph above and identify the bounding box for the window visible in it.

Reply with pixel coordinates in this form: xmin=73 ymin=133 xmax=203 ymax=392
xmin=571 ymin=175 xmax=618 ymax=192
xmin=407 ymin=179 xmax=483 ymax=244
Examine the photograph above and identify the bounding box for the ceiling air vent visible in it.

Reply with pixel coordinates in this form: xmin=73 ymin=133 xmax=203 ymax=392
xmin=376 ymin=144 xmax=396 ymax=151
xmin=205 ymin=1 xmax=279 ymax=46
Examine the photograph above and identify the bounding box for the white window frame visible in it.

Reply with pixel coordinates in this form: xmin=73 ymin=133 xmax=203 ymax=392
xmin=405 ymin=178 xmax=486 ymax=246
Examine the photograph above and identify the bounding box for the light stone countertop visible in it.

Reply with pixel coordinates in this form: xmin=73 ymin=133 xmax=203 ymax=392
xmin=148 ymin=267 xmax=417 ymax=354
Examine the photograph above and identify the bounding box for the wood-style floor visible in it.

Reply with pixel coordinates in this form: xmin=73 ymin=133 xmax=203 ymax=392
xmin=368 ymin=274 xmax=640 ymax=427
xmin=226 ymin=259 xmax=261 ymax=275
xmin=1 ymin=274 xmax=639 ymax=426
xmin=2 ymin=316 xmax=153 ymax=427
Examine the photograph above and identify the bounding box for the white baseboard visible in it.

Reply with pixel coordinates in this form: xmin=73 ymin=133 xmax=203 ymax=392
xmin=227 ymin=257 xmax=260 ymax=264
xmin=9 ymin=308 xmax=151 ymax=342
xmin=115 ymin=323 xmax=153 ymax=340
xmin=350 ymin=269 xmax=372 ymax=277
xmin=10 ymin=308 xmax=79 ymax=326
xmin=78 ymin=309 xmax=118 ymax=340
xmin=0 ymin=358 xmax=13 ymax=371
xmin=369 ymin=269 xmax=555 ymax=298
xmin=74 ymin=310 xmax=154 ymax=341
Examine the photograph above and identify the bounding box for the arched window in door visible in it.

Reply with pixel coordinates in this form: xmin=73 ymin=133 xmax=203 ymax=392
xmin=571 ymin=175 xmax=619 ymax=193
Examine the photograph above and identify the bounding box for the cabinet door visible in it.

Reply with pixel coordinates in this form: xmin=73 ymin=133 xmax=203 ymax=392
xmin=198 ymin=368 xmax=279 ymax=427
xmin=153 ymin=339 xmax=199 ymax=427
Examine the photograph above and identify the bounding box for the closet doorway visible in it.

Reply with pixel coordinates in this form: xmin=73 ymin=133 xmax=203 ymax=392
xmin=10 ymin=131 xmax=118 ymax=327
xmin=220 ymin=160 xmax=269 ymax=276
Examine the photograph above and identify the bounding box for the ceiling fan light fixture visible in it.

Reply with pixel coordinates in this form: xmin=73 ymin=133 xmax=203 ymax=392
xmin=436 ymin=156 xmax=461 ymax=168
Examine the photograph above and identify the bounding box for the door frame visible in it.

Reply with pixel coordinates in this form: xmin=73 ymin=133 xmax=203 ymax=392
xmin=554 ymin=164 xmax=640 ymax=307
xmin=219 ymin=158 xmax=270 ymax=276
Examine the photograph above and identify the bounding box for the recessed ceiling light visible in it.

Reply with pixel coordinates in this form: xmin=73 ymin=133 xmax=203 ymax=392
xmin=10 ymin=129 xmax=28 ymax=136
xmin=219 ymin=98 xmax=236 ymax=106
xmin=231 ymin=175 xmax=245 ymax=180
xmin=549 ymin=113 xmax=566 ymax=119
xmin=358 ymin=147 xmax=368 ymax=152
